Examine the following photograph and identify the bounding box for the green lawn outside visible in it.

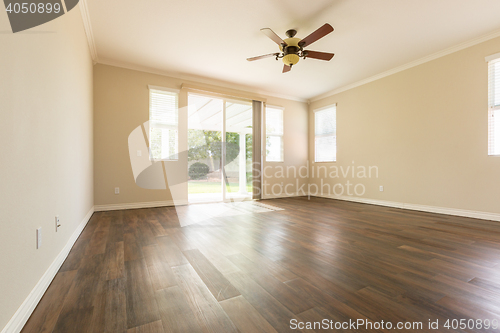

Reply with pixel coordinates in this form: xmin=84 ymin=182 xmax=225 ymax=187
xmin=188 ymin=182 xmax=252 ymax=194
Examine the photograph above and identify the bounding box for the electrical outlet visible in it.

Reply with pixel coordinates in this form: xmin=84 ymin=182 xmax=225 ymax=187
xmin=55 ymin=216 xmax=61 ymax=232
xmin=36 ymin=228 xmax=42 ymax=249
xmin=137 ymin=150 xmax=142 ymax=157
xmin=115 ymin=187 xmax=120 ymax=194
xmin=379 ymin=186 xmax=384 ymax=192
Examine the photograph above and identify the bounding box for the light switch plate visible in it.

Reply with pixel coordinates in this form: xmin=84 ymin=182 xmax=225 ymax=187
xmin=36 ymin=228 xmax=42 ymax=249
xmin=55 ymin=216 xmax=61 ymax=232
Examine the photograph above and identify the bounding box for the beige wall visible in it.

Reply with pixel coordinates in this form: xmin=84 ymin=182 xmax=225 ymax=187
xmin=309 ymin=37 xmax=500 ymax=214
xmin=93 ymin=64 xmax=308 ymax=206
xmin=0 ymin=6 xmax=93 ymax=331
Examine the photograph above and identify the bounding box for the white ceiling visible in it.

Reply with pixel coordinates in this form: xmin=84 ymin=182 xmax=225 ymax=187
xmin=86 ymin=0 xmax=500 ymax=101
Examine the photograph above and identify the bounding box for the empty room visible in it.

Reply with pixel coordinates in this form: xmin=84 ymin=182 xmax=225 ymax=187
xmin=2 ymin=0 xmax=500 ymax=332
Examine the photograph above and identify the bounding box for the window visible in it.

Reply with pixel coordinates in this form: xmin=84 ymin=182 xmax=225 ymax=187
xmin=315 ymin=105 xmax=336 ymax=162
xmin=488 ymin=53 xmax=500 ymax=155
xmin=149 ymin=87 xmax=178 ymax=160
xmin=266 ymin=106 xmax=284 ymax=162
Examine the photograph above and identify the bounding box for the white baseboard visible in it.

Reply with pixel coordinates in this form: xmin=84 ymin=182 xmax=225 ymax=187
xmin=94 ymin=194 xmax=307 ymax=209
xmin=313 ymin=193 xmax=500 ymax=222
xmin=1 ymin=207 xmax=95 ymax=333
xmin=262 ymin=191 xmax=305 ymax=200
xmin=95 ymin=200 xmax=182 ymax=211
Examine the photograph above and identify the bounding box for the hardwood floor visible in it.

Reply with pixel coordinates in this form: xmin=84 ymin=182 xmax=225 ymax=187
xmin=21 ymin=197 xmax=500 ymax=333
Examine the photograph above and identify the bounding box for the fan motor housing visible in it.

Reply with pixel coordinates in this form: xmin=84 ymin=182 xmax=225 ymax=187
xmin=280 ymin=37 xmax=301 ymax=51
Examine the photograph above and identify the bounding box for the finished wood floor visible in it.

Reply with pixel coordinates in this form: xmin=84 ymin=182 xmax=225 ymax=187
xmin=22 ymin=197 xmax=500 ymax=333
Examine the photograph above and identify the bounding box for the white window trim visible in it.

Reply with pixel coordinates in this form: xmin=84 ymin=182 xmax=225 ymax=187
xmin=265 ymin=104 xmax=285 ymax=163
xmin=148 ymin=85 xmax=180 ymax=94
xmin=487 ymin=54 xmax=500 ymax=156
xmin=314 ymin=103 xmax=337 ymax=163
xmin=148 ymin=86 xmax=179 ymax=161
xmin=485 ymin=52 xmax=500 ymax=63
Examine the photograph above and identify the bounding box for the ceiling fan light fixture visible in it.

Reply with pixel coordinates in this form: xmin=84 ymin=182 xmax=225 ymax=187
xmin=249 ymin=24 xmax=335 ymax=72
xmin=283 ymin=53 xmax=299 ymax=66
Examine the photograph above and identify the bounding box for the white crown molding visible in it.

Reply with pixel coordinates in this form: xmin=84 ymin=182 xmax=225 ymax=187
xmin=96 ymin=59 xmax=308 ymax=103
xmin=310 ymin=28 xmax=500 ymax=103
xmin=79 ymin=0 xmax=98 ymax=63
xmin=1 ymin=207 xmax=95 ymax=333
xmin=313 ymin=193 xmax=500 ymax=222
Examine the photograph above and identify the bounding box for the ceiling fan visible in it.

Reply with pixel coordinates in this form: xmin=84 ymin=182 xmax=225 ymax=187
xmin=247 ymin=23 xmax=335 ymax=73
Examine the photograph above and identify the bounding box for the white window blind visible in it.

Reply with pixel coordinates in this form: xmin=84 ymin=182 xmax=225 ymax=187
xmin=149 ymin=88 xmax=178 ymax=160
xmin=266 ymin=106 xmax=284 ymax=162
xmin=315 ymin=105 xmax=336 ymax=162
xmin=488 ymin=56 xmax=500 ymax=156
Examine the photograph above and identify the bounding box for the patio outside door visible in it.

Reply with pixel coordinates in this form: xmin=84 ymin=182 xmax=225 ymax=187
xmin=187 ymin=93 xmax=252 ymax=203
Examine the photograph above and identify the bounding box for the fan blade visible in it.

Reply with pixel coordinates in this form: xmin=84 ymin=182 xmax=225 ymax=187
xmin=299 ymin=23 xmax=334 ymax=47
xmin=247 ymin=53 xmax=279 ymax=61
xmin=304 ymin=50 xmax=335 ymax=61
xmin=283 ymin=64 xmax=291 ymax=73
xmin=261 ymin=28 xmax=287 ymax=46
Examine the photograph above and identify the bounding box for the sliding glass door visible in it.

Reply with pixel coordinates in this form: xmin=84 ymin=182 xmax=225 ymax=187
xmin=187 ymin=94 xmax=223 ymax=203
xmin=187 ymin=93 xmax=252 ymax=203
xmin=224 ymin=100 xmax=252 ymax=200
